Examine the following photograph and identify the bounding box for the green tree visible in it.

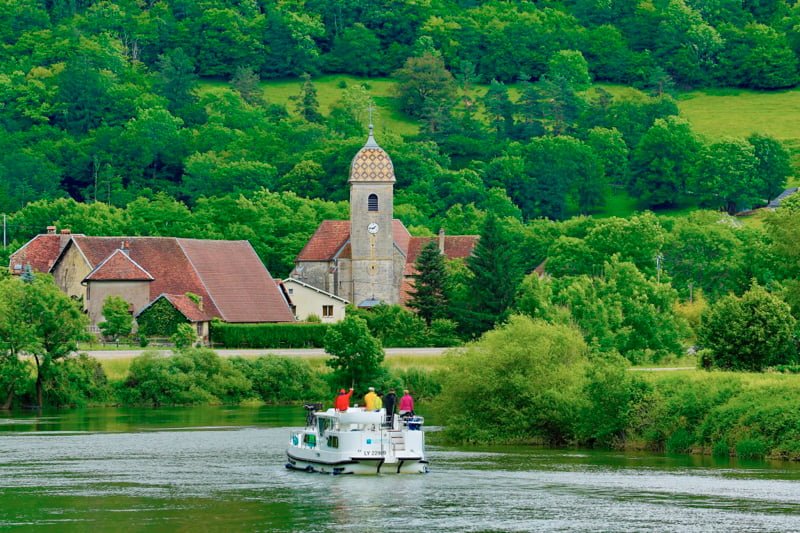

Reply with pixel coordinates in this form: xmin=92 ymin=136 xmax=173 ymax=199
xmin=586 ymin=127 xmax=629 ymax=187
xmin=230 ymin=66 xmax=263 ymax=106
xmin=0 ymin=275 xmax=88 ymax=409
xmin=748 ymin=133 xmax=792 ymax=203
xmin=662 ymin=211 xmax=749 ymax=299
xmin=629 ymin=117 xmax=700 ymax=207
xmin=482 ymin=80 xmax=515 ymax=139
xmin=458 ymin=214 xmax=523 ymax=337
xmin=691 ymin=138 xmax=759 ymax=214
xmin=408 ymin=241 xmax=451 ymax=325
xmin=98 ymin=295 xmax=133 ymax=344
xmin=699 ymin=283 xmax=796 ymax=371
xmin=156 ymin=48 xmax=199 ymax=115
xmin=324 ymin=315 xmax=385 ymax=389
xmin=546 ymin=50 xmax=591 ymax=90
xmin=394 ymin=53 xmax=456 ymax=118
xmin=292 ymin=73 xmax=324 ymax=123
xmin=326 ymin=23 xmax=383 ymax=76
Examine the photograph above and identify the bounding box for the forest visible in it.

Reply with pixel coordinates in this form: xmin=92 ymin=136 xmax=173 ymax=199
xmin=2 ymin=0 xmax=800 ymax=357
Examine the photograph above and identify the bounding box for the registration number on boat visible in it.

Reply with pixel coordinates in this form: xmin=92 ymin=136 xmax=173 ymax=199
xmin=365 ymin=450 xmax=386 ymax=456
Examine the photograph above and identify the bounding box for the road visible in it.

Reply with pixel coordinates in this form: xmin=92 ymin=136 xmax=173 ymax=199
xmin=81 ymin=346 xmax=452 ymax=360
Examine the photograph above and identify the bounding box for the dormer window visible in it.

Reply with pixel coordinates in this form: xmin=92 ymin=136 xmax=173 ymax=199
xmin=368 ymin=194 xmax=378 ymax=212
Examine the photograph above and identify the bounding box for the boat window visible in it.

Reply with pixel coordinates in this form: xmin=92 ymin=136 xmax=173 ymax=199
xmin=328 ymin=436 xmax=339 ymax=449
xmin=303 ymin=433 xmax=316 ymax=447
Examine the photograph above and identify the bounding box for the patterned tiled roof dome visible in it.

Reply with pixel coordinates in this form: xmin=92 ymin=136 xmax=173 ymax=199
xmin=349 ymin=128 xmax=395 ymax=183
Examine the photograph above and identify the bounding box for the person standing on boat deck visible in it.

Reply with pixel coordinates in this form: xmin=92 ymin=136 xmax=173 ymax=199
xmin=399 ymin=389 xmax=414 ymax=416
xmin=364 ymin=387 xmax=378 ymax=410
xmin=334 ymin=388 xmax=353 ymax=411
xmin=384 ymin=389 xmax=397 ymax=417
xmin=375 ymin=391 xmax=383 ymax=411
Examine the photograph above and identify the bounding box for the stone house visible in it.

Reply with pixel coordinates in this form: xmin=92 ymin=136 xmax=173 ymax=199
xmin=10 ymin=231 xmax=294 ymax=342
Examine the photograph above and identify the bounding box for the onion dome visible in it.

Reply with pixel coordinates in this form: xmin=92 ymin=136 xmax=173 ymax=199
xmin=349 ymin=125 xmax=395 ymax=183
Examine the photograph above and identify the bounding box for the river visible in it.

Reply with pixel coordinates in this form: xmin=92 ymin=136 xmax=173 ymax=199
xmin=1 ymin=406 xmax=799 ymax=532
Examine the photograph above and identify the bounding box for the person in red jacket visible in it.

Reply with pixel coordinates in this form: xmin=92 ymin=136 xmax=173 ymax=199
xmin=334 ymin=388 xmax=354 ymax=411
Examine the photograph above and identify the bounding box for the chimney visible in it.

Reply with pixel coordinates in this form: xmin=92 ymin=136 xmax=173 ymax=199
xmin=60 ymin=229 xmax=71 ymax=235
xmin=47 ymin=225 xmax=56 ymax=235
xmin=198 ymin=296 xmax=203 ymax=311
xmin=120 ymin=240 xmax=129 ymax=255
xmin=438 ymin=228 xmax=445 ymax=254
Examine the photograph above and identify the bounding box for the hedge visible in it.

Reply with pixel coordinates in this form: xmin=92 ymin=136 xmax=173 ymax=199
xmin=211 ymin=321 xmax=330 ymax=348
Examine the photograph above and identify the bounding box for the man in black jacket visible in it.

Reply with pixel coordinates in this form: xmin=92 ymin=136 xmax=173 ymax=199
xmin=383 ymin=388 xmax=397 ymax=426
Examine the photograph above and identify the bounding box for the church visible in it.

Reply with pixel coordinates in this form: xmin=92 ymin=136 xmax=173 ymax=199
xmin=290 ymin=127 xmax=478 ymax=310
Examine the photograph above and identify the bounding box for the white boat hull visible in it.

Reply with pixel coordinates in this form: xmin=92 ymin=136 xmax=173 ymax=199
xmin=285 ymin=452 xmax=428 ymax=475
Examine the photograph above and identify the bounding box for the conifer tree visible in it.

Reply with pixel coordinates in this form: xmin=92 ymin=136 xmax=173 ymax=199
xmin=408 ymin=240 xmax=450 ymax=325
xmin=459 ymin=214 xmax=523 ymax=337
xmin=292 ymin=72 xmax=323 ymax=123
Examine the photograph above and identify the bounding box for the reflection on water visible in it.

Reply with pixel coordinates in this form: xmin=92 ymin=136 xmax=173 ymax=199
xmin=1 ymin=407 xmax=799 ymax=532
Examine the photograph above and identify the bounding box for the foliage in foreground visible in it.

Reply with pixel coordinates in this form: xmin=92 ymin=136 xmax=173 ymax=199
xmin=435 ymin=315 xmax=800 ymax=459
xmin=437 ymin=316 xmax=590 ymax=444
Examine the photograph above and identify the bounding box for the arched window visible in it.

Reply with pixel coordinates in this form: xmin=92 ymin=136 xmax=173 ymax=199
xmin=368 ymin=194 xmax=378 ymax=211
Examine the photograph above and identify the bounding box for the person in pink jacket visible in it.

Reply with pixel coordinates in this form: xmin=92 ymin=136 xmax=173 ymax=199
xmin=399 ymin=389 xmax=414 ymax=416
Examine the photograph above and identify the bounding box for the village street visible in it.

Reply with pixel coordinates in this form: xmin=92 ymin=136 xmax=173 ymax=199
xmin=81 ymin=346 xmax=450 ymax=360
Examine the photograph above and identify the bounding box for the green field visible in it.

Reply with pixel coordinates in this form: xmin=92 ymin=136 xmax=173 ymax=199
xmin=200 ymin=75 xmax=420 ymax=136
xmin=678 ymin=88 xmax=800 ymax=182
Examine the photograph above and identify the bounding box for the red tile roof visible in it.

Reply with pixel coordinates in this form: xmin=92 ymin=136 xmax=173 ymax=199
xmin=161 ymin=294 xmax=212 ymax=322
xmin=46 ymin=236 xmax=293 ymax=323
xmin=84 ymin=249 xmax=154 ymax=282
xmin=392 ymin=220 xmax=411 ymax=256
xmin=296 ymin=219 xmax=412 ymax=262
xmin=178 ymin=238 xmax=295 ymax=323
xmin=8 ymin=234 xmax=74 ymax=274
xmin=296 ymin=220 xmax=351 ymax=261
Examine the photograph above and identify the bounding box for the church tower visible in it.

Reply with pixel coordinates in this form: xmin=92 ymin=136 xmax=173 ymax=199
xmin=349 ymin=126 xmax=396 ymax=306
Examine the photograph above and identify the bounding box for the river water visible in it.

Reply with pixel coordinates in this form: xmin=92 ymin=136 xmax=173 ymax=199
xmin=1 ymin=406 xmax=799 ymax=532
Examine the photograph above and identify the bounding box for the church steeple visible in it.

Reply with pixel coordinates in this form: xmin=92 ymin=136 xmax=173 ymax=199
xmin=349 ymin=128 xmax=397 ymax=305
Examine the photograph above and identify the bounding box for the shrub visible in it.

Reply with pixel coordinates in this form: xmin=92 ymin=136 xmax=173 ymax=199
xmin=350 ymin=305 xmax=427 ymax=347
xmin=118 ymin=349 xmax=252 ymax=406
xmin=211 ymin=322 xmax=329 ymax=348
xmin=41 ymin=354 xmax=111 ymax=407
xmin=665 ymin=428 xmax=693 ymax=454
xmin=229 ymin=356 xmax=327 ymax=403
xmin=736 ymin=439 xmax=768 ymax=459
xmin=172 ymin=323 xmax=196 ymax=349
xmin=577 ymin=353 xmax=651 ymax=447
xmin=699 ymin=283 xmax=797 ymax=371
xmin=427 ymin=319 xmax=461 ymax=347
xmin=393 ymin=368 xmax=442 ymax=400
xmin=712 ymin=440 xmax=730 ymax=458
xmin=0 ymin=356 xmax=34 ymax=409
xmin=437 ymin=315 xmax=589 ymax=444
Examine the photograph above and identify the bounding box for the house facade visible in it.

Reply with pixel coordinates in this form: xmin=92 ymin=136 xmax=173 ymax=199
xmin=282 ymin=278 xmax=348 ymax=322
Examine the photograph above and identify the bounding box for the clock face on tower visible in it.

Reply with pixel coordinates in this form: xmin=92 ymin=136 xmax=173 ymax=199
xmin=367 ymin=222 xmax=379 ymax=234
